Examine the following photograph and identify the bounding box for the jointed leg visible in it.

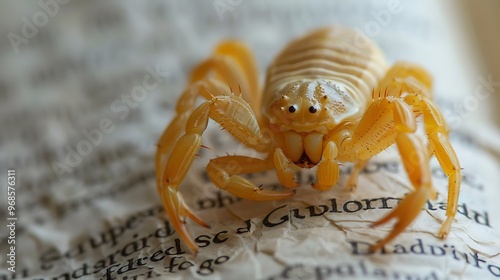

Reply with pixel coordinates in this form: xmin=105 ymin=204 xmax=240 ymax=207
xmin=160 ymin=102 xmax=211 ymax=254
xmin=213 ymin=41 xmax=261 ymax=111
xmin=191 ymin=41 xmax=261 ymax=115
xmin=160 ymin=94 xmax=287 ymax=254
xmin=345 ymin=160 xmax=368 ymax=191
xmin=340 ymin=97 xmax=417 ymax=161
xmin=338 ymin=97 xmax=431 ymax=250
xmin=370 ymin=133 xmax=433 ymax=251
xmin=207 ymin=155 xmax=295 ymax=200
xmin=374 ymin=61 xmax=433 ymax=99
xmin=156 ymin=41 xmax=261 ymax=190
xmin=339 ymin=61 xmax=461 ymax=250
xmin=156 ymin=78 xmax=230 ymax=190
xmin=431 ymin=132 xmax=461 ymax=238
xmin=157 ymin=41 xmax=272 ymax=254
xmin=405 ymin=95 xmax=461 ymax=238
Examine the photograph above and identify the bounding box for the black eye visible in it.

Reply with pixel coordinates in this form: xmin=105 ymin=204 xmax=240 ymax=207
xmin=309 ymin=106 xmax=317 ymax=113
xmin=288 ymin=105 xmax=297 ymax=113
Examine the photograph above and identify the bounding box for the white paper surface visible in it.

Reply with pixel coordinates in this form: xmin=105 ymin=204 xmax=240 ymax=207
xmin=0 ymin=1 xmax=499 ymax=279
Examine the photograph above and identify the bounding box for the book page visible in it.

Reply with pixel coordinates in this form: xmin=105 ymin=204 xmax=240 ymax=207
xmin=1 ymin=0 xmax=499 ymax=279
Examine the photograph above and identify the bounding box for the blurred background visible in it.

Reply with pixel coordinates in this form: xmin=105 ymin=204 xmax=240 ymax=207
xmin=0 ymin=0 xmax=499 ymax=278
xmin=463 ymin=0 xmax=500 ymax=127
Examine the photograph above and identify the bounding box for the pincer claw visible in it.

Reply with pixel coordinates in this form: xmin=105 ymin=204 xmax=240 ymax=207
xmin=161 ymin=185 xmax=209 ymax=254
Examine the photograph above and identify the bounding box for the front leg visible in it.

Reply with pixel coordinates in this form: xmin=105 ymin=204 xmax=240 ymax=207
xmin=161 ymin=94 xmax=289 ymax=253
xmin=207 ymin=155 xmax=295 ymax=200
xmin=156 ymin=78 xmax=233 ymax=190
xmin=339 ymin=97 xmax=434 ymax=251
xmin=338 ymin=61 xmax=460 ymax=251
xmin=157 ymin=40 xmax=262 ymax=191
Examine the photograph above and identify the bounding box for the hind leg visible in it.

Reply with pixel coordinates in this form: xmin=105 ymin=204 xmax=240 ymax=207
xmin=191 ymin=41 xmax=261 ymax=116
